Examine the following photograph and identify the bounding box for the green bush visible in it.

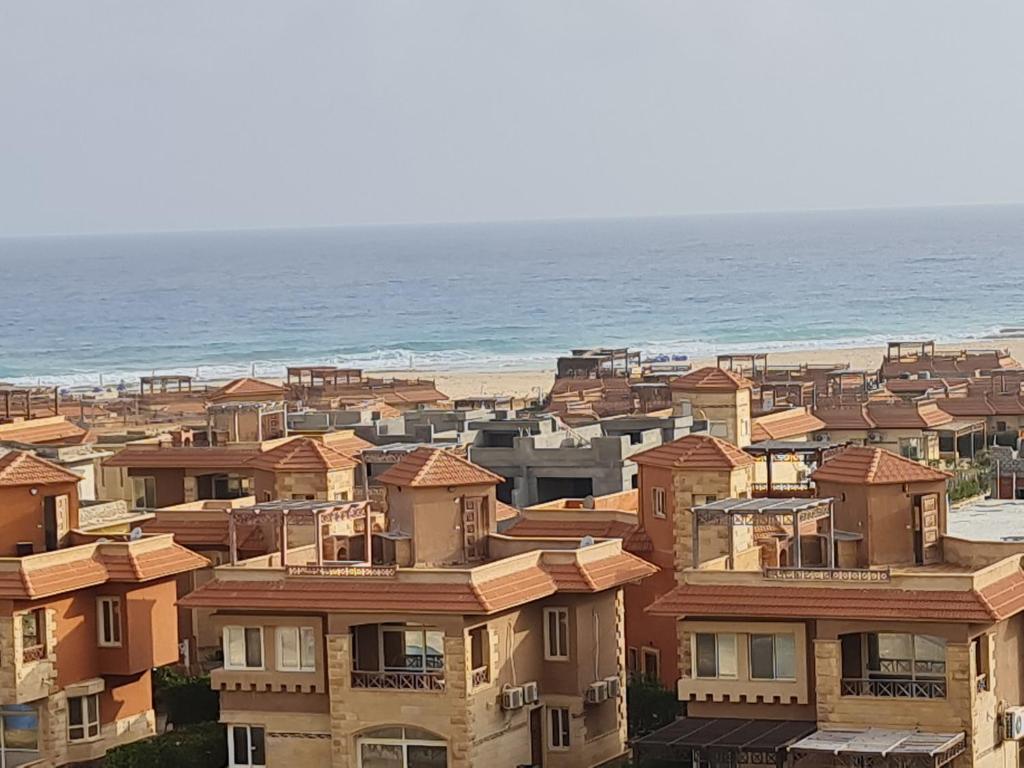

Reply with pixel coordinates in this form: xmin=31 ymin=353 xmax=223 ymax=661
xmin=153 ymin=666 xmax=219 ymax=726
xmin=103 ymin=722 xmax=226 ymax=768
xmin=626 ymin=676 xmax=680 ymax=740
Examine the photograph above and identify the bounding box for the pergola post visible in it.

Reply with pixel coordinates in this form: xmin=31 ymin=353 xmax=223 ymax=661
xmin=827 ymin=499 xmax=836 ymax=568
xmin=228 ymin=514 xmax=238 ymax=565
xmin=280 ymin=512 xmax=289 ymax=568
xmin=793 ymin=513 xmax=802 ymax=568
xmin=691 ymin=510 xmax=701 ymax=568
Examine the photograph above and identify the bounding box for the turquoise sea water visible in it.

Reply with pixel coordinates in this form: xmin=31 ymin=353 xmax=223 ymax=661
xmin=1 ymin=205 xmax=1023 ymax=386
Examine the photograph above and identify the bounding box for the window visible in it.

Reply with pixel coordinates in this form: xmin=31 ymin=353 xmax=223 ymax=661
xmin=651 ymin=487 xmax=666 ymax=518
xmin=642 ymin=647 xmax=661 ymax=680
xmin=381 ymin=626 xmax=445 ymax=672
xmin=866 ymin=633 xmax=945 ymax=678
xmin=228 ymin=725 xmax=266 ymax=768
xmin=694 ymin=633 xmax=737 ymax=679
xmin=694 ymin=494 xmax=717 ymax=506
xmin=357 ymin=726 xmax=447 ymax=768
xmin=276 ymin=626 xmax=316 ymax=672
xmin=1 ymin=704 xmax=39 ymax=764
xmin=223 ymin=626 xmax=264 ymax=670
xmin=132 ymin=476 xmax=156 ymax=508
xmin=21 ymin=610 xmax=44 ymax=651
xmin=67 ymin=694 xmax=100 ymax=742
xmin=627 ymin=647 xmax=639 ymax=673
xmin=543 ymin=608 xmax=569 ymax=660
xmin=97 ymin=597 xmax=122 ymax=647
xmin=749 ymin=634 xmax=796 ymax=680
xmin=548 ymin=707 xmax=571 ymax=750
xmin=469 ymin=626 xmax=488 ymax=673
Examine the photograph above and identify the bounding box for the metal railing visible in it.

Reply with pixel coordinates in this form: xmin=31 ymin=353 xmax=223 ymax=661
xmin=874 ymin=658 xmax=946 ymax=676
xmin=471 ymin=666 xmax=490 ymax=687
xmin=841 ymin=677 xmax=946 ymax=699
xmin=351 ymin=670 xmax=445 ymax=691
xmin=22 ymin=645 xmax=46 ymax=663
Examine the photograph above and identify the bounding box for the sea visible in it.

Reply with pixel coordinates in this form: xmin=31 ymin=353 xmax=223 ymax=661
xmin=1 ymin=204 xmax=1023 ymax=388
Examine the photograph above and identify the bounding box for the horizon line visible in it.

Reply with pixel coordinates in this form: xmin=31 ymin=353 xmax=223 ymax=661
xmin=2 ymin=199 xmax=1024 ymax=241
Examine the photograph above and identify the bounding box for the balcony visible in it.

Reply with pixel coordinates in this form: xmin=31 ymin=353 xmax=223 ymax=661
xmin=351 ymin=670 xmax=446 ymax=691
xmin=841 ymin=678 xmax=946 ymax=699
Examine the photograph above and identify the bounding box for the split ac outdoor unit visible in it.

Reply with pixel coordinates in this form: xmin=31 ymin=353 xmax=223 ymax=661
xmin=603 ymin=675 xmax=622 ymax=698
xmin=1005 ymin=707 xmax=1024 ymax=740
xmin=521 ymin=681 xmax=540 ymax=704
xmin=501 ymin=686 xmax=525 ymax=710
xmin=868 ymin=431 xmax=883 ymax=443
xmin=585 ymin=681 xmax=609 ymax=705
xmin=815 ymin=432 xmax=831 ymax=442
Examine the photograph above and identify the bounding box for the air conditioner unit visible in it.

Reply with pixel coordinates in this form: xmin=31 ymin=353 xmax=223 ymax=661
xmin=815 ymin=432 xmax=831 ymax=442
xmin=585 ymin=681 xmax=609 ymax=705
xmin=1005 ymin=707 xmax=1024 ymax=740
xmin=501 ymin=686 xmax=525 ymax=710
xmin=603 ymin=675 xmax=622 ymax=698
xmin=521 ymin=681 xmax=540 ymax=704
xmin=868 ymin=431 xmax=883 ymax=443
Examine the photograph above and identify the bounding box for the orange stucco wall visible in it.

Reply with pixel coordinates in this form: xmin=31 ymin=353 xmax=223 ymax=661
xmin=0 ymin=481 xmax=80 ymax=556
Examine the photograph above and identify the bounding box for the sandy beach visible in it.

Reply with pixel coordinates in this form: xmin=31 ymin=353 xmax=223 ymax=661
xmin=371 ymin=339 xmax=1024 ymax=400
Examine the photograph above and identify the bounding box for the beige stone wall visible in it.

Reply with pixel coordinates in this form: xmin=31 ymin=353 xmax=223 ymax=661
xmin=672 ymin=466 xmax=752 ymax=576
xmin=673 ymin=389 xmax=752 ymax=448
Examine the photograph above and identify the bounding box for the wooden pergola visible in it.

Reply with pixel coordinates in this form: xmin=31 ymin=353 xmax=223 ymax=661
xmin=717 ymin=352 xmax=769 ymax=378
xmin=139 ymin=375 xmax=193 ymax=396
xmin=286 ymin=366 xmax=363 ymax=388
xmin=1 ymin=387 xmax=59 ymax=421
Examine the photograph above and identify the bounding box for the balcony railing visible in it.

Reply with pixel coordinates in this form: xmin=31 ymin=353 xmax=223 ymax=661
xmin=22 ymin=645 xmax=46 ymax=663
xmin=471 ymin=666 xmax=490 ymax=687
xmin=351 ymin=670 xmax=446 ymax=691
xmin=841 ymin=678 xmax=946 ymax=699
xmin=875 ymin=658 xmax=946 ymax=676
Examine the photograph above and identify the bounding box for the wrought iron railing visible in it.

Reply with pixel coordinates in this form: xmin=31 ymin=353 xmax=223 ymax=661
xmin=873 ymin=658 xmax=946 ymax=676
xmin=22 ymin=645 xmax=46 ymax=663
xmin=471 ymin=666 xmax=490 ymax=687
xmin=351 ymin=670 xmax=445 ymax=691
xmin=841 ymin=677 xmax=946 ymax=699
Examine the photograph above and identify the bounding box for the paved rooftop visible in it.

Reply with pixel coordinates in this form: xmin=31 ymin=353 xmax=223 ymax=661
xmin=948 ymin=498 xmax=1024 ymax=542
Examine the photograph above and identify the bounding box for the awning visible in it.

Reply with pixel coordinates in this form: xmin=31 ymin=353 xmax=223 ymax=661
xmin=789 ymin=728 xmax=966 ymax=768
xmin=633 ymin=717 xmax=816 ymax=765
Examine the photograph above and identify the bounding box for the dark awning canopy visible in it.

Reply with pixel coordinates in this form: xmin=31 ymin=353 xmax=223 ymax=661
xmin=633 ymin=718 xmax=816 ymax=765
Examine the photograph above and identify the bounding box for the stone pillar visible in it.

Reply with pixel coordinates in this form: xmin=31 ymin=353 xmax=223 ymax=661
xmin=326 ymin=633 xmax=354 ymax=768
xmin=444 ymin=635 xmax=471 ymax=768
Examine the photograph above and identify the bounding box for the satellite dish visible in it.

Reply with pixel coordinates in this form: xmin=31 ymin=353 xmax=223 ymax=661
xmin=579 ymin=535 xmax=595 ymax=548
xmin=129 ymin=527 xmax=144 ymax=541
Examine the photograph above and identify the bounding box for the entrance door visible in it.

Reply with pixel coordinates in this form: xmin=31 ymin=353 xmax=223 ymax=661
xmin=914 ymin=494 xmax=941 ymax=565
xmin=529 ymin=706 xmax=544 ymax=768
xmin=42 ymin=496 xmax=68 ymax=552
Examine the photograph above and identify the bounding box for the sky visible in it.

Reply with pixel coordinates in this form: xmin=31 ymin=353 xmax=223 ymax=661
xmin=2 ymin=0 xmax=1024 ymax=236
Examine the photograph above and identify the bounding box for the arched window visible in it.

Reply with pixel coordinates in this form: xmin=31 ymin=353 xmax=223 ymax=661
xmin=357 ymin=726 xmax=447 ymax=768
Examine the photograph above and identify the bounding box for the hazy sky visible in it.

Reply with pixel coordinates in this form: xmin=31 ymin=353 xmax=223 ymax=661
xmin=2 ymin=1 xmax=1023 ymax=236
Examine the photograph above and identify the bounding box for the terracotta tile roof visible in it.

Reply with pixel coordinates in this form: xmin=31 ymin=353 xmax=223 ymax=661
xmin=978 ymin=571 xmax=1024 ymax=620
xmin=207 ymin=378 xmax=287 ymax=403
xmin=633 ymin=434 xmax=754 ymax=471
xmin=0 ymin=417 xmax=90 ymax=445
xmin=376 ymin=447 xmax=503 ymax=488
xmin=322 ymin=434 xmax=375 ymax=458
xmin=104 ymin=446 xmax=259 ymax=469
xmin=935 ymin=397 xmax=997 ymax=417
xmin=988 ymin=395 xmax=1024 ymax=416
xmin=647 ymin=583 xmax=996 ymax=622
xmin=811 ymin=446 xmax=951 ymax=485
xmin=751 ymin=408 xmax=826 ymax=442
xmin=0 ymin=538 xmax=209 ymax=600
xmin=0 ymin=450 xmax=81 ymax=487
xmin=814 ymin=405 xmax=875 ymax=430
xmin=504 ymin=517 xmax=639 ymax=541
xmin=142 ymin=518 xmax=266 ymax=550
xmin=866 ymin=401 xmax=953 ymax=429
xmin=180 ymin=550 xmax=655 ymax=614
xmin=495 ymin=500 xmax=519 ymax=522
xmin=670 ymin=366 xmax=754 ymax=392
xmin=251 ymin=437 xmax=356 ymax=472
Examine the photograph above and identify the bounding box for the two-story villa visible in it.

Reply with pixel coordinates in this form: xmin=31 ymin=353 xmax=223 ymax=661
xmin=635 ymin=446 xmax=1024 ymax=768
xmin=0 ymin=449 xmax=206 ymax=767
xmin=180 ymin=447 xmax=656 ymax=768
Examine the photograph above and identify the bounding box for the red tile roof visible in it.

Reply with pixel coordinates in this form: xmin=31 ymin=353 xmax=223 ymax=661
xmin=935 ymin=397 xmax=997 ymax=417
xmin=504 ymin=517 xmax=639 ymax=540
xmin=0 ymin=451 xmax=81 ymax=487
xmin=751 ymin=408 xmax=826 ymax=442
xmin=633 ymin=434 xmax=754 ymax=471
xmin=207 ymin=378 xmax=287 ymax=402
xmin=811 ymin=446 xmax=951 ymax=485
xmin=814 ymin=405 xmax=874 ymax=430
xmin=142 ymin=518 xmax=266 ymax=551
xmin=180 ymin=550 xmax=655 ymax=614
xmin=0 ymin=538 xmax=208 ymax=600
xmin=815 ymin=402 xmax=954 ymax=430
xmin=104 ymin=446 xmax=259 ymax=469
xmin=0 ymin=417 xmax=90 ymax=445
xmin=647 ymin=583 xmax=996 ymax=622
xmin=376 ymin=447 xmax=503 ymax=488
xmin=251 ymin=437 xmax=356 ymax=472
xmin=978 ymin=571 xmax=1024 ymax=620
xmin=671 ymin=367 xmax=754 ymax=392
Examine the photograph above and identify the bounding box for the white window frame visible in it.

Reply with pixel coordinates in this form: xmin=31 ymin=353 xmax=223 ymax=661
xmin=356 ymin=727 xmax=447 ymax=768
xmin=547 ymin=706 xmax=571 ymax=751
xmin=543 ymin=607 xmax=569 ymax=661
xmin=227 ymin=724 xmax=266 ymax=768
xmin=276 ymin=626 xmax=316 ymax=672
xmin=67 ymin=693 xmax=100 ymax=742
xmin=652 ymin=486 xmax=666 ymax=519
xmin=223 ymin=626 xmax=265 ymax=671
xmin=693 ymin=632 xmax=738 ymax=679
xmin=96 ymin=597 xmax=122 ymax=648
xmin=748 ymin=633 xmax=796 ymax=681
